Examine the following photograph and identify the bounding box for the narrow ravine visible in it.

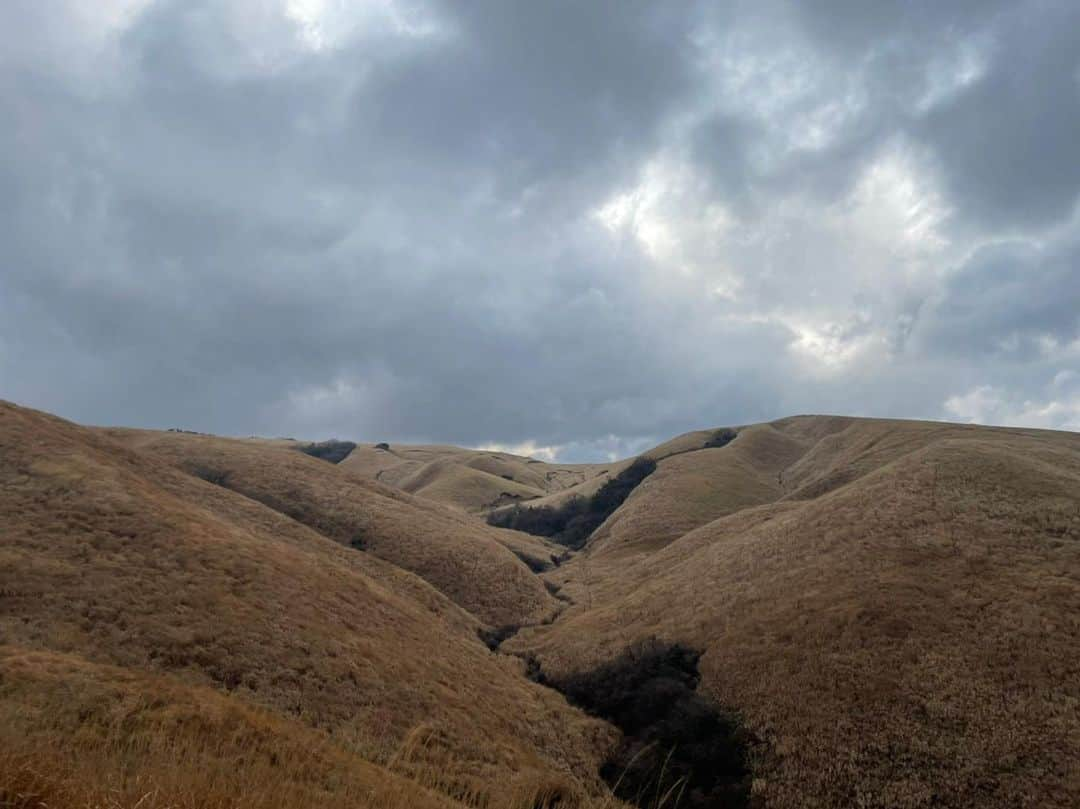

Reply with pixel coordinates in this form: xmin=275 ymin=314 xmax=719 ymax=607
xmin=482 ymin=584 xmax=753 ymax=808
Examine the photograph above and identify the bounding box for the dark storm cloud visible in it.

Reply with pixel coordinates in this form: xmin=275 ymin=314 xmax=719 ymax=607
xmin=2 ymin=0 xmax=1079 ymax=455
xmin=355 ymin=1 xmax=699 ymax=185
xmin=916 ymin=1 xmax=1080 ymax=231
xmin=917 ymin=237 xmax=1080 ymax=359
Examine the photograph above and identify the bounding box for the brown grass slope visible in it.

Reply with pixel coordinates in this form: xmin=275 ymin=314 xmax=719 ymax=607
xmin=490 ymin=460 xmax=634 ymax=522
xmin=588 ymin=425 xmax=805 ymax=558
xmin=0 ymin=647 xmax=462 ymax=809
xmin=341 ymin=443 xmax=613 ymax=513
xmin=99 ymin=427 xmax=557 ymax=628
xmin=0 ymin=401 xmax=615 ymax=807
xmin=772 ymin=415 xmax=978 ymax=500
xmin=511 ymin=418 xmax=1080 ymax=809
xmin=339 ymin=443 xmax=471 ymax=488
xmin=395 ymin=456 xmax=547 ymax=511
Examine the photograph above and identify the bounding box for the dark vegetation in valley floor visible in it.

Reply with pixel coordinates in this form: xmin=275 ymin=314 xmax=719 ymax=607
xmin=297 ymin=440 xmax=358 ymax=464
xmin=529 ymin=640 xmax=752 ymax=809
xmin=543 ymin=580 xmax=572 ymax=603
xmin=509 ymin=549 xmax=559 ymax=573
xmin=477 ymin=624 xmax=521 ymax=651
xmin=487 ymin=457 xmax=657 ymax=549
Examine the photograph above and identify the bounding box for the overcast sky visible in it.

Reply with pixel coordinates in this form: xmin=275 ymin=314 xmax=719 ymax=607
xmin=2 ymin=1 xmax=1079 ymax=460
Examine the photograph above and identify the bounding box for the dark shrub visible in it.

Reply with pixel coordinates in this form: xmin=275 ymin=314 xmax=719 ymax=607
xmin=489 ymin=496 xmax=585 ymax=543
xmin=487 ymin=458 xmax=656 ymax=550
xmin=521 ymin=653 xmax=546 ymax=683
xmin=704 ymin=428 xmax=738 ymax=449
xmin=510 ymin=549 xmax=552 ymax=573
xmin=190 ymin=466 xmax=231 ymax=487
xmin=478 ymin=624 xmax=519 ymax=651
xmin=542 ymin=580 xmax=573 ymax=606
xmin=545 ymin=639 xmax=751 ymax=809
xmin=297 ymin=440 xmax=357 ymax=464
xmin=374 ymin=442 xmax=390 ymax=450
xmin=590 ymin=457 xmax=656 ymax=515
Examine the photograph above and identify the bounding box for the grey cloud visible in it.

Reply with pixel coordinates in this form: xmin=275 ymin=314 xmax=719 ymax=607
xmin=917 ymin=236 xmax=1080 ymax=359
xmin=789 ymin=0 xmax=1010 ymax=53
xmin=916 ymin=2 xmax=1080 ymax=231
xmin=357 ymin=1 xmax=700 ymax=181
xmin=1 ymin=0 xmax=1079 ymax=457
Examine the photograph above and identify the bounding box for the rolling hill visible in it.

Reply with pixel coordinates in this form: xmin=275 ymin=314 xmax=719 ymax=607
xmin=3 ymin=401 xmax=1079 ymax=808
xmin=339 ymin=442 xmax=615 ymax=513
xmin=0 ymin=401 xmax=615 ymax=809
xmin=95 ymin=427 xmax=560 ymax=627
xmin=507 ymin=417 xmax=1080 ymax=808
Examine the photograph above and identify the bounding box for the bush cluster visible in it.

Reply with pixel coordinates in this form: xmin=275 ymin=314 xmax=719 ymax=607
xmin=189 ymin=466 xmax=231 ymax=487
xmin=704 ymin=428 xmax=738 ymax=449
xmin=297 ymin=440 xmax=357 ymax=464
xmin=546 ymin=639 xmax=751 ymax=809
xmin=509 ymin=549 xmax=557 ymax=573
xmin=487 ymin=457 xmax=657 ymax=550
xmin=477 ymin=624 xmax=520 ymax=651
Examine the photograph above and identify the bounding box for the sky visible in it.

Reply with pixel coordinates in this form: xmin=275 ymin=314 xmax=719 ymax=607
xmin=2 ymin=0 xmax=1079 ymax=461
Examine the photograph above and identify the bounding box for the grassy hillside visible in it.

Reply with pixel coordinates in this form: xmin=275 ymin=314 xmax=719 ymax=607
xmin=99 ymin=427 xmax=558 ymax=628
xmin=5 ymin=401 xmax=1079 ymax=808
xmin=586 ymin=425 xmax=803 ymax=558
xmin=0 ymin=648 xmax=462 ymax=809
xmin=510 ymin=417 xmax=1080 ymax=808
xmin=0 ymin=401 xmax=617 ymax=808
xmin=340 ymin=443 xmax=613 ymax=513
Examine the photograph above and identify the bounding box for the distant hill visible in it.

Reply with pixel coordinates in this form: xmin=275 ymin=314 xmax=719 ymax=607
xmin=339 ymin=441 xmax=616 ymax=513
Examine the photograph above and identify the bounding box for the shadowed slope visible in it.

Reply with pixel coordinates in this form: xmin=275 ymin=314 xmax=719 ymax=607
xmin=489 ymin=460 xmax=632 ymax=518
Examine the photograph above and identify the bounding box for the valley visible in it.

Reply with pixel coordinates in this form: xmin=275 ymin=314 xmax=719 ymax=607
xmin=2 ymin=401 xmax=1079 ymax=808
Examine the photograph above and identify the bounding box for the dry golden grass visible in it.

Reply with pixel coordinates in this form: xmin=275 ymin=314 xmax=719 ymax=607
xmin=0 ymin=401 xmax=616 ymax=807
xmin=396 ymin=457 xmax=547 ymax=511
xmin=98 ymin=427 xmax=557 ymax=627
xmin=512 ymin=418 xmax=1080 ymax=808
xmin=0 ymin=647 xmax=632 ymax=809
xmin=0 ymin=646 xmax=462 ymax=809
xmin=490 ymin=459 xmax=634 ymax=519
xmin=340 ymin=443 xmax=612 ymax=513
xmin=588 ymin=425 xmax=805 ymax=558
xmin=339 ymin=443 xmax=472 ymax=488
xmin=8 ymin=401 xmax=1080 ymax=808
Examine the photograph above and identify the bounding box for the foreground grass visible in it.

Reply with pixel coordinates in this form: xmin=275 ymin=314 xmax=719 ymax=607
xmin=0 ymin=648 xmax=622 ymax=809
